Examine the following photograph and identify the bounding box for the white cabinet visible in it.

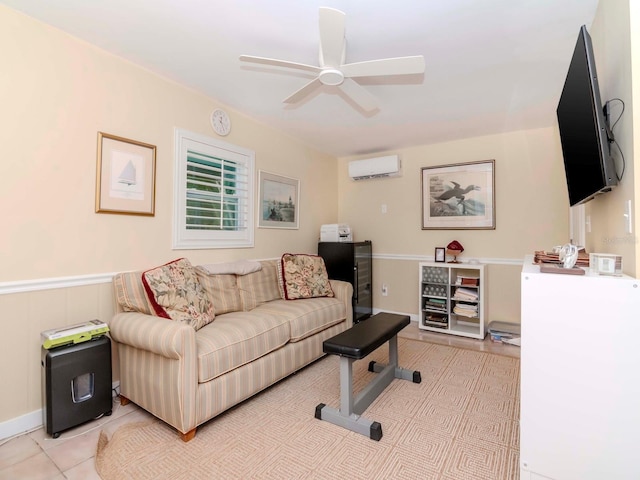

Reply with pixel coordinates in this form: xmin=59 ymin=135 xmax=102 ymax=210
xmin=418 ymin=262 xmax=486 ymax=339
xmin=520 ymin=255 xmax=640 ymax=480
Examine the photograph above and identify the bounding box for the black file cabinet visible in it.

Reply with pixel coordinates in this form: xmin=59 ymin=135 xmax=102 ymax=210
xmin=318 ymin=241 xmax=372 ymax=323
xmin=41 ymin=336 xmax=112 ymax=438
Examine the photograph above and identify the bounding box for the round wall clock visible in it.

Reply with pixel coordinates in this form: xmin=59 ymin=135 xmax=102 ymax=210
xmin=210 ymin=109 xmax=231 ymax=136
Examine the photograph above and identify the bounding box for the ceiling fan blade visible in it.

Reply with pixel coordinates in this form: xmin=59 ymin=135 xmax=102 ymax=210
xmin=341 ymin=56 xmax=426 ymax=78
xmin=318 ymin=7 xmax=345 ymax=67
xmin=338 ymin=78 xmax=378 ymax=112
xmin=239 ymin=55 xmax=322 ymax=74
xmin=283 ymin=78 xmax=323 ymax=104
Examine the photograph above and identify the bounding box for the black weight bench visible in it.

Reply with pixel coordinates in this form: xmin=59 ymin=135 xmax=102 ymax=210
xmin=315 ymin=312 xmax=421 ymax=441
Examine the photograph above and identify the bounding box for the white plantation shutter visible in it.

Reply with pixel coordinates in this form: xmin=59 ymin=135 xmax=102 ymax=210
xmin=185 ymin=150 xmax=249 ymax=231
xmin=174 ymin=129 xmax=254 ymax=249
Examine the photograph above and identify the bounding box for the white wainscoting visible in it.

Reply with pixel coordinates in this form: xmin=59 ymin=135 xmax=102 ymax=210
xmin=0 ymin=273 xmax=115 ymax=296
xmin=373 ymin=253 xmax=523 ymax=265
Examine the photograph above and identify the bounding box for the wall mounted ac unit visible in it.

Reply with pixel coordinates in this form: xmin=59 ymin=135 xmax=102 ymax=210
xmin=348 ymin=155 xmax=401 ymax=180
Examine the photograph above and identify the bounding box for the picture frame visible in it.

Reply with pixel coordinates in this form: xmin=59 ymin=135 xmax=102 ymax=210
xmin=589 ymin=253 xmax=623 ymax=276
xmin=421 ymin=159 xmax=495 ymax=230
xmin=435 ymin=247 xmax=446 ymax=263
xmin=95 ymin=132 xmax=157 ymax=216
xmin=258 ymin=170 xmax=299 ymax=229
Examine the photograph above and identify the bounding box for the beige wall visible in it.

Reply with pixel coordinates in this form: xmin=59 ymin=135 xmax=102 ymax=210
xmin=338 ymin=127 xmax=570 ymax=257
xmin=588 ymin=0 xmax=637 ymax=276
xmin=0 ymin=6 xmax=338 ymax=430
xmin=0 ymin=6 xmax=337 ymax=283
xmin=338 ymin=127 xmax=571 ymax=324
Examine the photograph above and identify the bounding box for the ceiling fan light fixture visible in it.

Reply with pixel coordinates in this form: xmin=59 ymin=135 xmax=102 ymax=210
xmin=239 ymin=7 xmax=425 ymax=112
xmin=319 ymin=68 xmax=344 ymax=86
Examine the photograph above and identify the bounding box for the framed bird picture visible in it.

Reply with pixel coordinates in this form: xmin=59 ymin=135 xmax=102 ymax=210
xmin=421 ymin=160 xmax=495 ymax=230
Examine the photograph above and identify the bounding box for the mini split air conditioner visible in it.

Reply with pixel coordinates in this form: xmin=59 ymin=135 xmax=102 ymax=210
xmin=348 ymin=155 xmax=401 ymax=180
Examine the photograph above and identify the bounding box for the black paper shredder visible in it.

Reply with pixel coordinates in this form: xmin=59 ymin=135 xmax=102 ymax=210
xmin=41 ymin=336 xmax=112 ymax=438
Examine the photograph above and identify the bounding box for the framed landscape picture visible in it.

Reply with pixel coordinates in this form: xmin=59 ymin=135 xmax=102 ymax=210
xmin=421 ymin=159 xmax=495 ymax=230
xmin=258 ymin=171 xmax=299 ymax=229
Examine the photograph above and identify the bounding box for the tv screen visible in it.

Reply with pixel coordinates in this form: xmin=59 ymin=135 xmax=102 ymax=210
xmin=556 ymin=25 xmax=617 ymax=206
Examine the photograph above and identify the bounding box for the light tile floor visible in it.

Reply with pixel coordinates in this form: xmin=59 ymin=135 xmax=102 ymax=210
xmin=0 ymin=322 xmax=519 ymax=479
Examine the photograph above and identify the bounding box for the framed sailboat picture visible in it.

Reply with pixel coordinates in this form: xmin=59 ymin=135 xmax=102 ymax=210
xmin=96 ymin=132 xmax=157 ymax=215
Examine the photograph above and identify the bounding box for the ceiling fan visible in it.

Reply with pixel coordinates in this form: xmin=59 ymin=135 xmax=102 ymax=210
xmin=239 ymin=7 xmax=425 ymax=112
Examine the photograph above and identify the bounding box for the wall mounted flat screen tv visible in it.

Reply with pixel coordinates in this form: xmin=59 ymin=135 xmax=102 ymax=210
xmin=556 ymin=25 xmax=617 ymax=206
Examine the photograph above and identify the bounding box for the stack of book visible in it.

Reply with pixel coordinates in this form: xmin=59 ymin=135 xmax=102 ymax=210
xmin=424 ymin=297 xmax=447 ymax=312
xmin=451 ymin=287 xmax=478 ymax=302
xmin=455 ymin=275 xmax=479 ymax=286
xmin=423 ymin=312 xmax=448 ymax=328
xmin=453 ymin=302 xmax=478 ymax=318
xmin=534 ymin=250 xmax=589 ymax=267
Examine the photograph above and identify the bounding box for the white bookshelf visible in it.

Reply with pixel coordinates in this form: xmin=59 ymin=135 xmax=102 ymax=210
xmin=418 ymin=262 xmax=486 ymax=339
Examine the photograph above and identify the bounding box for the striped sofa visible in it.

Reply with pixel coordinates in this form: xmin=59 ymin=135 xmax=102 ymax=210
xmin=109 ymin=259 xmax=353 ymax=441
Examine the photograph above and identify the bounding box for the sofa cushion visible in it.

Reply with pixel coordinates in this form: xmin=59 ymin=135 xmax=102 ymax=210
xmin=113 ymin=271 xmax=154 ymax=315
xmin=256 ymin=297 xmax=346 ymax=342
xmin=142 ymin=258 xmax=215 ymax=331
xmin=237 ymin=260 xmax=281 ymax=311
xmin=275 ymin=264 xmax=286 ymax=299
xmin=195 ymin=311 xmax=290 ymax=382
xmin=195 ymin=268 xmax=242 ymax=316
xmin=280 ymin=253 xmax=334 ymax=300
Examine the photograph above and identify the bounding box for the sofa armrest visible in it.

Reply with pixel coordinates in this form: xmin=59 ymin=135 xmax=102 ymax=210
xmin=329 ymin=279 xmax=354 ymax=328
xmin=108 ymin=311 xmax=198 ymax=435
xmin=109 ymin=312 xmax=196 ymax=360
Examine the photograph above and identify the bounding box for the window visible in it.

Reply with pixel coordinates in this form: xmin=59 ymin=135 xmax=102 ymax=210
xmin=173 ymin=129 xmax=254 ymax=249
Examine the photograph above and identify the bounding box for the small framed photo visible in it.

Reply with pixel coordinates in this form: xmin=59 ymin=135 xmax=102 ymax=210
xmin=258 ymin=171 xmax=299 ymax=229
xmin=435 ymin=247 xmax=446 ymax=263
xmin=589 ymin=253 xmax=622 ymax=276
xmin=95 ymin=132 xmax=157 ymax=216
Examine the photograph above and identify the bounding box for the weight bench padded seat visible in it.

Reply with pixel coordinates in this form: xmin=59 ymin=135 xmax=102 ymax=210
xmin=322 ymin=313 xmax=410 ymax=359
xmin=316 ymin=312 xmax=421 ymax=441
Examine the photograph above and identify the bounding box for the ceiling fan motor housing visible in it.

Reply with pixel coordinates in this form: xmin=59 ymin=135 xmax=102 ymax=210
xmin=319 ymin=68 xmax=345 ymax=86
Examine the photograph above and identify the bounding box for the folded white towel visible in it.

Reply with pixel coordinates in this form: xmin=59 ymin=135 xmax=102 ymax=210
xmin=200 ymin=260 xmax=262 ymax=275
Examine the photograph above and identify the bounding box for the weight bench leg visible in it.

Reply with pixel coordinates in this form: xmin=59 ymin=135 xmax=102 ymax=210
xmin=368 ymin=336 xmax=422 ymax=384
xmin=315 ymin=356 xmax=383 ymax=440
xmin=315 ymin=335 xmax=421 ymax=441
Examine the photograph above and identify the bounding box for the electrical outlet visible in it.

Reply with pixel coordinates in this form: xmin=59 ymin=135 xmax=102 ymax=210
xmin=624 ymin=200 xmax=632 ymax=234
xmin=381 ymin=284 xmax=388 ymax=296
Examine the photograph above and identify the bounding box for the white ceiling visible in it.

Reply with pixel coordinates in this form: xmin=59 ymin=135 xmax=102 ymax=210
xmin=1 ymin=0 xmax=599 ymax=157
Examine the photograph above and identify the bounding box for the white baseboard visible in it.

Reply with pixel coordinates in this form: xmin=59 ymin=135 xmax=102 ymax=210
xmin=0 ymin=409 xmax=43 ymax=442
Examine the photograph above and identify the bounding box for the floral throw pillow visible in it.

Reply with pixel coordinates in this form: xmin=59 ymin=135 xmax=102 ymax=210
xmin=142 ymin=258 xmax=215 ymax=331
xmin=280 ymin=253 xmax=334 ymax=300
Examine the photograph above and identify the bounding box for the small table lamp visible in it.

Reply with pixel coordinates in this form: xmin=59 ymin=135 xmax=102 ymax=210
xmin=446 ymin=240 xmax=464 ymax=263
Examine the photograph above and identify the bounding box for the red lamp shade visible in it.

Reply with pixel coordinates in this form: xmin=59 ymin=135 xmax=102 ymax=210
xmin=446 ymin=240 xmax=464 ymax=253
xmin=446 ymin=240 xmax=464 ymax=263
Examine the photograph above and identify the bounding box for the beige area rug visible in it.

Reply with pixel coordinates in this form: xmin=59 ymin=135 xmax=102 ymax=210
xmin=95 ymin=338 xmax=520 ymax=480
